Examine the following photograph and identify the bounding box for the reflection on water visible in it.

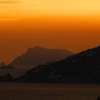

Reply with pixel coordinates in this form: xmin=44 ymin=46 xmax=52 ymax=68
xmin=0 ymin=84 xmax=99 ymax=100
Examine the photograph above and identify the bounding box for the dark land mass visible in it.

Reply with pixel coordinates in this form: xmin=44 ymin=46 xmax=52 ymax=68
xmin=10 ymin=46 xmax=73 ymax=68
xmin=0 ymin=46 xmax=100 ymax=84
xmin=16 ymin=46 xmax=100 ymax=83
xmin=8 ymin=46 xmax=73 ymax=77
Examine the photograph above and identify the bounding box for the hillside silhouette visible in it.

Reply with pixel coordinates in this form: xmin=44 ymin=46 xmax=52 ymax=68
xmin=1 ymin=47 xmax=73 ymax=78
xmin=16 ymin=46 xmax=100 ymax=83
xmin=10 ymin=46 xmax=72 ymax=68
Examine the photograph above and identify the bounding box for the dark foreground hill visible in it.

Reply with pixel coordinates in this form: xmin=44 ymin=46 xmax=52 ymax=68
xmin=16 ymin=46 xmax=100 ymax=83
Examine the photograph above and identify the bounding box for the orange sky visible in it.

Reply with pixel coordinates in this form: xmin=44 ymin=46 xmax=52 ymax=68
xmin=0 ymin=0 xmax=100 ymax=63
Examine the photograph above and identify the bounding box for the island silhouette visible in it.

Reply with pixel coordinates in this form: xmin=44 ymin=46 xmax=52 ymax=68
xmin=0 ymin=46 xmax=99 ymax=83
xmin=0 ymin=46 xmax=73 ymax=78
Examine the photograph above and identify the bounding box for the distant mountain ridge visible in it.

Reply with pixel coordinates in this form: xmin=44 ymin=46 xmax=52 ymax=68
xmin=7 ymin=46 xmax=73 ymax=77
xmin=0 ymin=46 xmax=100 ymax=83
xmin=16 ymin=46 xmax=100 ymax=83
xmin=10 ymin=46 xmax=73 ymax=68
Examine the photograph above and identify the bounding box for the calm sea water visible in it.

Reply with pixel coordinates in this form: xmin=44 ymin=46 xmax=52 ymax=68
xmin=0 ymin=83 xmax=99 ymax=100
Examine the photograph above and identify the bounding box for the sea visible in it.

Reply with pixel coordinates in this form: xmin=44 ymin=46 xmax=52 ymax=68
xmin=0 ymin=83 xmax=99 ymax=100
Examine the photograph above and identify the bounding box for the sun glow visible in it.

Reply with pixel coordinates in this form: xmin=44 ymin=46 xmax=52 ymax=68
xmin=0 ymin=0 xmax=100 ymax=19
xmin=0 ymin=0 xmax=100 ymax=63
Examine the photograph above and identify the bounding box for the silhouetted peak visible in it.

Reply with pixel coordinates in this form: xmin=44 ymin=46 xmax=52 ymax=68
xmin=87 ymin=46 xmax=100 ymax=51
xmin=16 ymin=46 xmax=100 ymax=83
xmin=34 ymin=46 xmax=45 ymax=49
xmin=64 ymin=46 xmax=100 ymax=63
xmin=91 ymin=46 xmax=100 ymax=52
xmin=27 ymin=46 xmax=48 ymax=52
xmin=28 ymin=46 xmax=51 ymax=51
xmin=79 ymin=46 xmax=100 ymax=57
xmin=27 ymin=46 xmax=72 ymax=53
xmin=10 ymin=46 xmax=73 ymax=72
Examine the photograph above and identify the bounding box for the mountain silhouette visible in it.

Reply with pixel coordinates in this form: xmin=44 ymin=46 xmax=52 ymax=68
xmin=9 ymin=46 xmax=73 ymax=77
xmin=16 ymin=46 xmax=100 ymax=83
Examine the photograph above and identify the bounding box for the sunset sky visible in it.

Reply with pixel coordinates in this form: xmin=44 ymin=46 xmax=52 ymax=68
xmin=0 ymin=0 xmax=100 ymax=63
